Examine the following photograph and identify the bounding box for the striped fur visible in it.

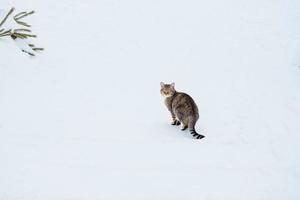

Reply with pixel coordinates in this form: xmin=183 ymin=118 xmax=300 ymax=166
xmin=160 ymin=82 xmax=205 ymax=139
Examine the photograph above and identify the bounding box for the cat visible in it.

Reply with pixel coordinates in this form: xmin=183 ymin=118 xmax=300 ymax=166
xmin=160 ymin=82 xmax=205 ymax=139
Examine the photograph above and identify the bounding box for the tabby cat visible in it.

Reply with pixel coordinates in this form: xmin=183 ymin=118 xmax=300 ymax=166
xmin=160 ymin=82 xmax=205 ymax=139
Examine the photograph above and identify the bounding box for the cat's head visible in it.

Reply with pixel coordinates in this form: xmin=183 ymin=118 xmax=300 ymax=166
xmin=160 ymin=82 xmax=176 ymax=97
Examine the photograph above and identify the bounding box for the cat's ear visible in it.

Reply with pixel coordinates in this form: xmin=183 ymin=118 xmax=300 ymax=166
xmin=160 ymin=82 xmax=165 ymax=87
xmin=171 ymin=82 xmax=175 ymax=88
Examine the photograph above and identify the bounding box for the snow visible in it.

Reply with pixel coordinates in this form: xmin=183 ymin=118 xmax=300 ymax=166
xmin=1 ymin=0 xmax=300 ymax=199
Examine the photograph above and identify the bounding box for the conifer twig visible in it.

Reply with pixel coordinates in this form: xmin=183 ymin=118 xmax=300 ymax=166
xmin=0 ymin=7 xmax=43 ymax=56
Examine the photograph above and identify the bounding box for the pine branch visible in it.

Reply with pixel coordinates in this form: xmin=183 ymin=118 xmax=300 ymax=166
xmin=0 ymin=7 xmax=44 ymax=56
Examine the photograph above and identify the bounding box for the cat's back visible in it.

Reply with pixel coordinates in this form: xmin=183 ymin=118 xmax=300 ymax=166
xmin=172 ymin=92 xmax=198 ymax=115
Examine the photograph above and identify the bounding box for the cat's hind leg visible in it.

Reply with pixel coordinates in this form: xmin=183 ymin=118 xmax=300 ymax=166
xmin=181 ymin=125 xmax=188 ymax=131
xmin=171 ymin=116 xmax=181 ymax=126
xmin=181 ymin=118 xmax=188 ymax=131
xmin=173 ymin=111 xmax=184 ymax=126
xmin=170 ymin=110 xmax=181 ymax=125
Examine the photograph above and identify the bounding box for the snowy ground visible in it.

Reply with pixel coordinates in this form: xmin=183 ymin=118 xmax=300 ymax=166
xmin=1 ymin=0 xmax=300 ymax=199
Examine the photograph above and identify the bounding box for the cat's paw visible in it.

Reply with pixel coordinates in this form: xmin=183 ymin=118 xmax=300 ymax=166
xmin=181 ymin=125 xmax=188 ymax=131
xmin=171 ymin=120 xmax=181 ymax=126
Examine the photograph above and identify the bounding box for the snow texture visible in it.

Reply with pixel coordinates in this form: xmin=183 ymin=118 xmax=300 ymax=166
xmin=1 ymin=0 xmax=300 ymax=199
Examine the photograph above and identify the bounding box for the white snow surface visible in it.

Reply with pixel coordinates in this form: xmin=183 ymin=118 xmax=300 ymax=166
xmin=1 ymin=0 xmax=300 ymax=199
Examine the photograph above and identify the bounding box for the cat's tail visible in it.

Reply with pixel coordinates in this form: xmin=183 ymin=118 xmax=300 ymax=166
xmin=188 ymin=117 xmax=205 ymax=140
xmin=190 ymin=130 xmax=205 ymax=139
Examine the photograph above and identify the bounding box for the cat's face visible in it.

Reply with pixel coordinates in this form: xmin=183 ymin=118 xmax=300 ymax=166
xmin=160 ymin=82 xmax=176 ymax=97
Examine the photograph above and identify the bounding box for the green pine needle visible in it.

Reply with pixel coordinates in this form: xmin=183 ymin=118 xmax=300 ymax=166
xmin=14 ymin=11 xmax=35 ymax=20
xmin=32 ymin=47 xmax=44 ymax=51
xmin=15 ymin=28 xmax=31 ymax=33
xmin=0 ymin=7 xmax=15 ymax=27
